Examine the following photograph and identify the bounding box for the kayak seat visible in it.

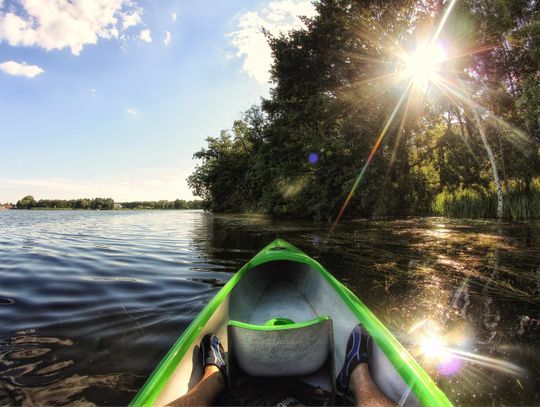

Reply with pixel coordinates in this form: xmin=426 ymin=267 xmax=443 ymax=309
xmin=227 ymin=315 xmax=333 ymax=377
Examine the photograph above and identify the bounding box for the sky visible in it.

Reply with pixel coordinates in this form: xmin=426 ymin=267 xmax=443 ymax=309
xmin=0 ymin=0 xmax=317 ymax=203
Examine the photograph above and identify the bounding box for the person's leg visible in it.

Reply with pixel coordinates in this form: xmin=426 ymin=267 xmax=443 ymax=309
xmin=349 ymin=363 xmax=396 ymax=407
xmin=167 ymin=333 xmax=227 ymax=407
xmin=336 ymin=325 xmax=397 ymax=407
xmin=166 ymin=365 xmax=225 ymax=407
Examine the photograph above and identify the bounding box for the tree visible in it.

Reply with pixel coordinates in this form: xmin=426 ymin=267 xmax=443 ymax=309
xmin=16 ymin=195 xmax=37 ymax=209
xmin=189 ymin=0 xmax=540 ymax=220
xmin=472 ymin=107 xmax=505 ymax=218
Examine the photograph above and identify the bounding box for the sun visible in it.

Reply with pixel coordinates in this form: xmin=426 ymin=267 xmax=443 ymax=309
xmin=403 ymin=43 xmax=448 ymax=89
xmin=420 ymin=334 xmax=449 ymax=361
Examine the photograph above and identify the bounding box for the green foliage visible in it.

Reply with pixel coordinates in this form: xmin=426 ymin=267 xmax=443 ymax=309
xmin=120 ymin=200 xmax=203 ymax=210
xmin=14 ymin=197 xmax=203 ymax=210
xmin=432 ymin=188 xmax=497 ymax=218
xmin=189 ymin=0 xmax=540 ymax=220
xmin=187 ymin=109 xmax=267 ymax=213
xmin=517 ymin=75 xmax=540 ymax=142
xmin=16 ymin=195 xmax=37 ymax=209
xmin=432 ymin=182 xmax=540 ymax=219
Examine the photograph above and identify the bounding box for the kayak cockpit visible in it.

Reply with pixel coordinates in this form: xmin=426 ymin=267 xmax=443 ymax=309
xmin=151 ymin=259 xmax=421 ymax=406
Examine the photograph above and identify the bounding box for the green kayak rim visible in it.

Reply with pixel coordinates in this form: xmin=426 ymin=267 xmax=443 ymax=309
xmin=130 ymin=239 xmax=452 ymax=407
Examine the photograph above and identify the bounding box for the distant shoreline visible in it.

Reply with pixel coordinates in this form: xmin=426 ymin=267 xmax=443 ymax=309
xmin=5 ymin=196 xmax=204 ymax=211
xmin=6 ymin=207 xmax=204 ymax=211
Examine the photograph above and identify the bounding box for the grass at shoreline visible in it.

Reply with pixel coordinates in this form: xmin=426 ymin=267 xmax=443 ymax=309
xmin=432 ymin=185 xmax=540 ymax=220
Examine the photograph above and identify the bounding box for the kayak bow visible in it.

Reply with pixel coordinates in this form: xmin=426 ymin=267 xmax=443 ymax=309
xmin=131 ymin=239 xmax=452 ymax=407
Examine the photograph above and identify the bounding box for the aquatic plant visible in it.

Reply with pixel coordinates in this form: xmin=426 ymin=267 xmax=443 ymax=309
xmin=432 ymin=183 xmax=540 ymax=220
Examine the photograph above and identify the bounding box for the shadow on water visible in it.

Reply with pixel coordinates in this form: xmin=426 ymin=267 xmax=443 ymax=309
xmin=0 ymin=210 xmax=539 ymax=405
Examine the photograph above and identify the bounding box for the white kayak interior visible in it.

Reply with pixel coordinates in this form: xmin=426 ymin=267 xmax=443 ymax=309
xmin=155 ymin=260 xmax=420 ymax=406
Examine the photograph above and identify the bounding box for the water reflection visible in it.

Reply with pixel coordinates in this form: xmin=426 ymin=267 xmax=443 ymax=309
xmin=0 ymin=211 xmax=539 ymax=405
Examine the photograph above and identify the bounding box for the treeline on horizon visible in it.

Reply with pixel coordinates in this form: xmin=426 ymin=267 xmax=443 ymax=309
xmin=13 ymin=195 xmax=203 ymax=210
xmin=188 ymin=0 xmax=540 ymax=220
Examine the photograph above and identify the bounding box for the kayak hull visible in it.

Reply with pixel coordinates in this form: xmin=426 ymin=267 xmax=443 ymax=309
xmin=131 ymin=239 xmax=452 ymax=407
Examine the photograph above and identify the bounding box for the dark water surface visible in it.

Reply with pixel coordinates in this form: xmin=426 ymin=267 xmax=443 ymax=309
xmin=0 ymin=210 xmax=538 ymax=406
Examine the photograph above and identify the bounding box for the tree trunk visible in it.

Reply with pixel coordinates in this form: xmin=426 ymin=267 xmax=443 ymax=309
xmin=438 ymin=111 xmax=452 ymax=191
xmin=471 ymin=108 xmax=504 ymax=218
xmin=496 ymin=122 xmax=510 ymax=193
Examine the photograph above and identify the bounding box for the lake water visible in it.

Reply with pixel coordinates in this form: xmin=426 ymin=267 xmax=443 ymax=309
xmin=0 ymin=210 xmax=538 ymax=405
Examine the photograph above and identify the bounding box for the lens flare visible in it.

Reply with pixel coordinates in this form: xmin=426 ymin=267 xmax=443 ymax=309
xmin=330 ymin=81 xmax=412 ymax=234
xmin=420 ymin=334 xmax=449 ymax=360
xmin=438 ymin=356 xmax=463 ymax=376
xmin=411 ymin=319 xmax=524 ymax=378
xmin=308 ymin=152 xmax=319 ymax=164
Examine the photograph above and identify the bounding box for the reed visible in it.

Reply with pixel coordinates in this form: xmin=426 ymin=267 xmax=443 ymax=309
xmin=431 ymin=183 xmax=540 ymax=220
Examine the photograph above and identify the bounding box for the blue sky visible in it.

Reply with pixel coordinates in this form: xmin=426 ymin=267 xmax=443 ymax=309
xmin=0 ymin=0 xmax=316 ymax=202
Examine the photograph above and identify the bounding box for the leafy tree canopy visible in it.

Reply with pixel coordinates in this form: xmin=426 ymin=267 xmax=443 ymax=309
xmin=189 ymin=0 xmax=540 ymax=220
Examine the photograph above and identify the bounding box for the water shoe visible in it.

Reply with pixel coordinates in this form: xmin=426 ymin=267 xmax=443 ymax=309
xmin=336 ymin=324 xmax=372 ymax=394
xmin=200 ymin=333 xmax=227 ymax=386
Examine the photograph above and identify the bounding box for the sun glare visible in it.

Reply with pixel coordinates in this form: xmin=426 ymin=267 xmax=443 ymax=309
xmin=420 ymin=334 xmax=449 ymax=361
xmin=404 ymin=43 xmax=447 ymax=89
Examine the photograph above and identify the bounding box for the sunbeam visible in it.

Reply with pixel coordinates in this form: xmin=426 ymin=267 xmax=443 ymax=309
xmin=328 ymin=0 xmax=536 ymax=233
xmin=430 ymin=0 xmax=459 ymax=45
xmin=330 ymin=81 xmax=413 ymax=234
xmin=386 ymin=88 xmax=414 ymax=174
xmin=329 ymin=0 xmax=459 ymax=234
xmin=433 ymin=76 xmax=531 ymax=150
xmin=450 ymin=349 xmax=524 ymax=376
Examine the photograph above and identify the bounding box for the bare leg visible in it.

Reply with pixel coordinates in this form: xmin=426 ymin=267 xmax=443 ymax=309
xmin=167 ymin=365 xmax=225 ymax=407
xmin=350 ymin=363 xmax=397 ymax=407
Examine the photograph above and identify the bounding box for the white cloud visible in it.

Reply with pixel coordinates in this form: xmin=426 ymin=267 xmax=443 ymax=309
xmin=0 ymin=60 xmax=44 ymax=77
xmin=163 ymin=31 xmax=171 ymax=46
xmin=138 ymin=28 xmax=152 ymax=43
xmin=122 ymin=8 xmax=142 ymax=30
xmin=126 ymin=107 xmax=138 ymax=114
xmin=90 ymin=87 xmax=97 ymax=95
xmin=171 ymin=12 xmax=177 ymax=22
xmin=229 ymin=0 xmax=317 ymax=83
xmin=0 ymin=0 xmax=145 ymax=55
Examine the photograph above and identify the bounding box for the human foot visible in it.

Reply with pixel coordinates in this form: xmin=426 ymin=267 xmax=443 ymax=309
xmin=336 ymin=325 xmax=372 ymax=394
xmin=200 ymin=334 xmax=227 ymax=387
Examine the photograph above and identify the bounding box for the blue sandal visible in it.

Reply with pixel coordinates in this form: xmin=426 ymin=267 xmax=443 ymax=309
xmin=336 ymin=325 xmax=372 ymax=394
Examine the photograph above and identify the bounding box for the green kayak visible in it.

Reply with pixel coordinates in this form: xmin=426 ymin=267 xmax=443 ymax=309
xmin=131 ymin=239 xmax=452 ymax=406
